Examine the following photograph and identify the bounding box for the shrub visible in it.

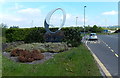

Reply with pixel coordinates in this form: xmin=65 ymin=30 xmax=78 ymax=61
xmin=62 ymin=28 xmax=82 ymax=47
xmin=11 ymin=49 xmax=44 ymax=62
xmin=24 ymin=28 xmax=45 ymax=43
xmin=11 ymin=49 xmax=24 ymax=56
xmin=5 ymin=28 xmax=30 ymax=42
xmin=90 ymin=25 xmax=104 ymax=33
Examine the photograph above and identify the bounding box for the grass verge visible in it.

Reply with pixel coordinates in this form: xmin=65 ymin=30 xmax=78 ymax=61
xmin=0 ymin=54 xmax=1 ymax=77
xmin=0 ymin=36 xmax=2 ymax=77
xmin=2 ymin=44 xmax=101 ymax=76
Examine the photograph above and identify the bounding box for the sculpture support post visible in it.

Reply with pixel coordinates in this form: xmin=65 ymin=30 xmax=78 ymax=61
xmin=44 ymin=8 xmax=66 ymax=42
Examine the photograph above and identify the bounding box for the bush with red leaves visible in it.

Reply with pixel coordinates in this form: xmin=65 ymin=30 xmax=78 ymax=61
xmin=11 ymin=49 xmax=24 ymax=56
xmin=11 ymin=49 xmax=44 ymax=62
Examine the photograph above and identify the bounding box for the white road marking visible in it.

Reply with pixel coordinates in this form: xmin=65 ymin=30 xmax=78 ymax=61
xmin=87 ymin=40 xmax=100 ymax=44
xmin=106 ymin=45 xmax=108 ymax=46
xmin=98 ymin=37 xmax=118 ymax=58
xmin=115 ymin=54 xmax=118 ymax=57
xmin=85 ymin=41 xmax=112 ymax=77
xmin=111 ymin=50 xmax=114 ymax=52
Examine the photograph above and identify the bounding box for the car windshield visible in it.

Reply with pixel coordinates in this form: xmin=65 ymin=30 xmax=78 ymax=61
xmin=90 ymin=33 xmax=96 ymax=36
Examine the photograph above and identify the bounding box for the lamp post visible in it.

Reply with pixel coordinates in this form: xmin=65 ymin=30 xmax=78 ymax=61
xmin=31 ymin=20 xmax=33 ymax=27
xmin=76 ymin=17 xmax=78 ymax=26
xmin=84 ymin=6 xmax=86 ymax=36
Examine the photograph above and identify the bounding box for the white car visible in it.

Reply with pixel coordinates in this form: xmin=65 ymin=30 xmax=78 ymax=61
xmin=89 ymin=33 xmax=98 ymax=40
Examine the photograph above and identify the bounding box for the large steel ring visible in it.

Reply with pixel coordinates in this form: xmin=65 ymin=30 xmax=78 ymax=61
xmin=44 ymin=8 xmax=66 ymax=33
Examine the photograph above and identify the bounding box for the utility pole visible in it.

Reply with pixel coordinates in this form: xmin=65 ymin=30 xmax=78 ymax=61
xmin=31 ymin=20 xmax=33 ymax=27
xmin=76 ymin=17 xmax=78 ymax=26
xmin=105 ymin=18 xmax=107 ymax=28
xmin=84 ymin=6 xmax=86 ymax=36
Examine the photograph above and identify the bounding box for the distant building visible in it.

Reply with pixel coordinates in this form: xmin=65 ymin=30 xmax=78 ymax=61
xmin=103 ymin=30 xmax=115 ymax=33
xmin=103 ymin=30 xmax=108 ymax=33
xmin=108 ymin=30 xmax=115 ymax=33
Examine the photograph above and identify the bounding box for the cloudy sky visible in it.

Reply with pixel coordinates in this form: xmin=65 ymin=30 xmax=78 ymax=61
xmin=0 ymin=2 xmax=118 ymax=28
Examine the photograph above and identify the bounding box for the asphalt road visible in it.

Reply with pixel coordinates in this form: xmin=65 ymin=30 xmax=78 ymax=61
xmin=85 ymin=34 xmax=118 ymax=76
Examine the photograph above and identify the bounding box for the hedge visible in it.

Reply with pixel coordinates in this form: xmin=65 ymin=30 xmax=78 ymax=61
xmin=62 ymin=27 xmax=82 ymax=47
xmin=5 ymin=27 xmax=82 ymax=47
xmin=5 ymin=28 xmax=31 ymax=42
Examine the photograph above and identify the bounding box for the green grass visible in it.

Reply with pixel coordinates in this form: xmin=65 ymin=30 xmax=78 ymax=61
xmin=0 ymin=53 xmax=1 ymax=77
xmin=2 ymin=44 xmax=101 ymax=76
xmin=0 ymin=37 xmax=2 ymax=77
xmin=0 ymin=36 xmax=6 ymax=43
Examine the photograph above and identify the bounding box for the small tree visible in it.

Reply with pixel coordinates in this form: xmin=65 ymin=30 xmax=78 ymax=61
xmin=90 ymin=25 xmax=98 ymax=33
xmin=10 ymin=26 xmax=19 ymax=28
xmin=85 ymin=25 xmax=92 ymax=33
xmin=0 ymin=23 xmax=8 ymax=37
xmin=90 ymin=25 xmax=104 ymax=33
xmin=97 ymin=27 xmax=104 ymax=33
xmin=0 ymin=23 xmax=7 ymax=28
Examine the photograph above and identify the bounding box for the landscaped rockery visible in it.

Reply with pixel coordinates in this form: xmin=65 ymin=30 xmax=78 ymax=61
xmin=3 ymin=42 xmax=69 ymax=63
xmin=6 ymin=42 xmax=69 ymax=52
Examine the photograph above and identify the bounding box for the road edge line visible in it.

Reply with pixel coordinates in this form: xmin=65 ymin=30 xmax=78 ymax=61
xmin=85 ymin=41 xmax=112 ymax=78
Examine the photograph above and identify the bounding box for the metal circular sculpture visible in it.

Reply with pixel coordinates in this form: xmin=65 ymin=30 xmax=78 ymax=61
xmin=44 ymin=8 xmax=66 ymax=33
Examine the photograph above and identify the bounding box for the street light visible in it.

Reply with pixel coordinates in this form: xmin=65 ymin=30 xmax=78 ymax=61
xmin=31 ymin=20 xmax=33 ymax=27
xmin=76 ymin=17 xmax=78 ymax=26
xmin=84 ymin=6 xmax=86 ymax=36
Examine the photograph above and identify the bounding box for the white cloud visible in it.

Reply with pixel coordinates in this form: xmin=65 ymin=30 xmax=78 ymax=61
xmin=0 ymin=7 xmax=43 ymax=28
xmin=17 ymin=8 xmax=41 ymax=15
xmin=80 ymin=18 xmax=88 ymax=22
xmin=0 ymin=11 xmax=90 ymax=28
xmin=102 ymin=10 xmax=118 ymax=15
xmin=59 ymin=14 xmax=89 ymax=26
xmin=0 ymin=0 xmax=5 ymax=3
xmin=0 ymin=11 xmax=45 ymax=28
xmin=14 ymin=3 xmax=23 ymax=10
xmin=66 ymin=14 xmax=71 ymax=19
xmin=0 ymin=14 xmax=25 ymax=22
xmin=47 ymin=13 xmax=87 ymax=27
xmin=7 ymin=3 xmax=24 ymax=11
xmin=0 ymin=13 xmax=27 ymax=27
